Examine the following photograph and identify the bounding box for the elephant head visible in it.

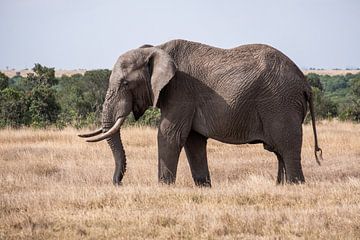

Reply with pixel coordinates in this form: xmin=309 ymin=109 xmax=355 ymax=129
xmin=79 ymin=46 xmax=176 ymax=185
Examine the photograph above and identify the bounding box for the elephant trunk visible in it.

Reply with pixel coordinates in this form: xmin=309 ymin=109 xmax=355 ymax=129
xmin=100 ymin=99 xmax=127 ymax=183
xmin=79 ymin=117 xmax=127 ymax=185
xmin=106 ymin=129 xmax=127 ymax=185
xmin=78 ymin=93 xmax=130 ymax=185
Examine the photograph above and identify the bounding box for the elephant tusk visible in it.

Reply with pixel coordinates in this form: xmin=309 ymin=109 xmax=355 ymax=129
xmin=78 ymin=128 xmax=103 ymax=138
xmin=85 ymin=118 xmax=125 ymax=142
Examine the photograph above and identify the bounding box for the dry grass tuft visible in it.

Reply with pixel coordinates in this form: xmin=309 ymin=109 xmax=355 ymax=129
xmin=0 ymin=121 xmax=359 ymax=239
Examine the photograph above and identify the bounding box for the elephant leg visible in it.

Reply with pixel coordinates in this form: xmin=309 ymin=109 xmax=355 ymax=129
xmin=184 ymin=131 xmax=211 ymax=187
xmin=157 ymin=109 xmax=193 ymax=185
xmin=275 ymin=152 xmax=286 ymax=185
xmin=263 ymin=143 xmax=286 ymax=184
xmin=281 ymin=151 xmax=305 ymax=184
xmin=264 ymin=115 xmax=305 ymax=184
xmin=276 ymin=129 xmax=305 ymax=184
xmin=157 ymin=130 xmax=182 ymax=184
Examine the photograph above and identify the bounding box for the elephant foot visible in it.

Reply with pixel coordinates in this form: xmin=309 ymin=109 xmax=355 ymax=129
xmin=195 ymin=181 xmax=211 ymax=188
xmin=285 ymin=165 xmax=305 ymax=184
xmin=159 ymin=176 xmax=176 ymax=185
xmin=286 ymin=176 xmax=305 ymax=184
xmin=113 ymin=181 xmax=123 ymax=186
xmin=276 ymin=166 xmax=305 ymax=185
xmin=276 ymin=179 xmax=285 ymax=185
xmin=276 ymin=161 xmax=285 ymax=185
xmin=194 ymin=176 xmax=212 ymax=187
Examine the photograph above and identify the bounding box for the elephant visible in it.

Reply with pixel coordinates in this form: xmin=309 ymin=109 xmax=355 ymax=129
xmin=79 ymin=39 xmax=322 ymax=187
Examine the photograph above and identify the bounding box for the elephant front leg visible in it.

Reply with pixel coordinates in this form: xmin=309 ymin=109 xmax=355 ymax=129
xmin=275 ymin=152 xmax=286 ymax=185
xmin=184 ymin=131 xmax=211 ymax=187
xmin=157 ymin=104 xmax=194 ymax=185
xmin=157 ymin=129 xmax=183 ymax=185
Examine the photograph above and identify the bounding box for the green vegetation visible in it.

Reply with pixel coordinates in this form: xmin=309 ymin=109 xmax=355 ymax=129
xmin=0 ymin=64 xmax=359 ymax=129
xmin=0 ymin=64 xmax=161 ymax=128
xmin=307 ymin=72 xmax=360 ymax=122
xmin=0 ymin=72 xmax=9 ymax=90
xmin=55 ymin=69 xmax=110 ymax=128
xmin=0 ymin=64 xmax=60 ymax=128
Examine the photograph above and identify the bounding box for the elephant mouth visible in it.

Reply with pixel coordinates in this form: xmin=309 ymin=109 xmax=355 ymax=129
xmin=78 ymin=117 xmax=126 ymax=142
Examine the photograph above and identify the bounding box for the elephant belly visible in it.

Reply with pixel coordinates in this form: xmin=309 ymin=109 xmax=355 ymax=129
xmin=192 ymin=105 xmax=264 ymax=144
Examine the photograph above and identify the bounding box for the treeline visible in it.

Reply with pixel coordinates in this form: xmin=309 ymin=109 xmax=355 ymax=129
xmin=307 ymin=73 xmax=360 ymax=121
xmin=0 ymin=64 xmax=160 ymax=128
xmin=0 ymin=64 xmax=359 ymax=129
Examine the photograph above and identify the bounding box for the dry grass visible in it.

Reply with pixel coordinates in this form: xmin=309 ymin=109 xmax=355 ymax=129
xmin=0 ymin=121 xmax=359 ymax=239
xmin=302 ymin=69 xmax=360 ymax=76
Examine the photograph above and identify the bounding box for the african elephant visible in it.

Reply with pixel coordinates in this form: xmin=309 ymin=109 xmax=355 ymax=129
xmin=79 ymin=39 xmax=322 ymax=187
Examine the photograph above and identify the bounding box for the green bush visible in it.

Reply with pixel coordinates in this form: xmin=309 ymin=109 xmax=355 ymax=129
xmin=55 ymin=70 xmax=110 ymax=127
xmin=306 ymin=72 xmax=360 ymax=122
xmin=0 ymin=72 xmax=9 ymax=91
xmin=0 ymin=88 xmax=29 ymax=127
xmin=0 ymin=65 xmax=61 ymax=128
xmin=28 ymin=85 xmax=60 ymax=128
xmin=124 ymin=108 xmax=161 ymax=127
xmin=339 ymin=77 xmax=360 ymax=122
xmin=307 ymin=73 xmax=323 ymax=91
xmin=311 ymin=87 xmax=338 ymax=119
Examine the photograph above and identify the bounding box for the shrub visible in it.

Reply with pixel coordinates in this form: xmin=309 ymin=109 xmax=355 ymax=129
xmin=28 ymin=85 xmax=61 ymax=128
xmin=0 ymin=88 xmax=29 ymax=127
xmin=0 ymin=72 xmax=9 ymax=91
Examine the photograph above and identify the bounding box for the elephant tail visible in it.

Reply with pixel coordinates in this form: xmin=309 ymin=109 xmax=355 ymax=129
xmin=307 ymin=90 xmax=323 ymax=165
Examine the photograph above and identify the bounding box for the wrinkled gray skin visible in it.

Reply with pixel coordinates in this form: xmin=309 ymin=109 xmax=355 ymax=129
xmin=79 ymin=39 xmax=322 ymax=187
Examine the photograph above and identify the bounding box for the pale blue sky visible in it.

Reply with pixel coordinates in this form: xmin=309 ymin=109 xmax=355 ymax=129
xmin=0 ymin=0 xmax=359 ymax=70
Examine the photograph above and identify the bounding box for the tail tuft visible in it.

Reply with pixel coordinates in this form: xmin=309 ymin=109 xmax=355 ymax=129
xmin=315 ymin=147 xmax=322 ymax=165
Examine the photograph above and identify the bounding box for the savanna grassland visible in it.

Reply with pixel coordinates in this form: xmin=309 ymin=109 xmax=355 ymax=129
xmin=0 ymin=121 xmax=360 ymax=239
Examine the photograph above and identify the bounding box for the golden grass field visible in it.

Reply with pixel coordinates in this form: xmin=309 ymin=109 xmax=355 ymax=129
xmin=0 ymin=121 xmax=359 ymax=239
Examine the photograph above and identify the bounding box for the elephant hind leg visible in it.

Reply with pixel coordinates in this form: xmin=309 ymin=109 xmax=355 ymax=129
xmin=276 ymin=133 xmax=305 ymax=184
xmin=184 ymin=131 xmax=211 ymax=187
xmin=282 ymin=152 xmax=305 ymax=184
xmin=263 ymin=115 xmax=305 ymax=184
xmin=275 ymin=152 xmax=286 ymax=185
xmin=263 ymin=143 xmax=286 ymax=184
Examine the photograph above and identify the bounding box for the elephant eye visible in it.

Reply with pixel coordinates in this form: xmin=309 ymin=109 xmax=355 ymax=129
xmin=120 ymin=79 xmax=130 ymax=91
xmin=120 ymin=79 xmax=128 ymax=88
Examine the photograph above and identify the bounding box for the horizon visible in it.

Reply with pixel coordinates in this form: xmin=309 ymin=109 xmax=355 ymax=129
xmin=1 ymin=0 xmax=359 ymax=70
xmin=2 ymin=66 xmax=360 ymax=72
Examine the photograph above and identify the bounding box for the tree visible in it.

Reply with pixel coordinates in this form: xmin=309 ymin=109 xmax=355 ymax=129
xmin=32 ymin=63 xmax=58 ymax=86
xmin=55 ymin=70 xmax=110 ymax=128
xmin=13 ymin=64 xmax=58 ymax=92
xmin=82 ymin=69 xmax=110 ymax=119
xmin=311 ymin=87 xmax=338 ymax=119
xmin=0 ymin=72 xmax=9 ymax=90
xmin=56 ymin=74 xmax=93 ymax=128
xmin=307 ymin=73 xmax=323 ymax=91
xmin=306 ymin=73 xmax=339 ymax=120
xmin=125 ymin=108 xmax=161 ymax=127
xmin=340 ymin=77 xmax=360 ymax=122
xmin=0 ymin=88 xmax=29 ymax=127
xmin=351 ymin=76 xmax=360 ymax=97
xmin=28 ymin=85 xmax=60 ymax=127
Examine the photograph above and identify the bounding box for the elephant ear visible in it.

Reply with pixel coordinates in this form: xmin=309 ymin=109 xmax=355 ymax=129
xmin=147 ymin=49 xmax=177 ymax=107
